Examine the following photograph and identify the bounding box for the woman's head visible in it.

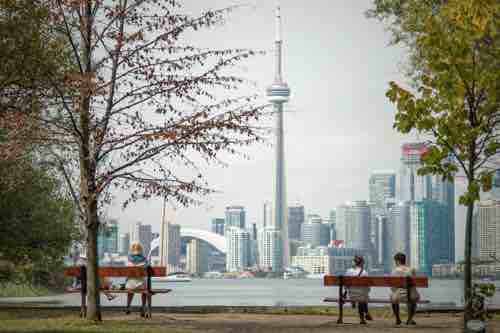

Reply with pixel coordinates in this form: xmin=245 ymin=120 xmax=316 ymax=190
xmin=353 ymin=255 xmax=364 ymax=267
xmin=130 ymin=242 xmax=143 ymax=255
xmin=394 ymin=252 xmax=406 ymax=266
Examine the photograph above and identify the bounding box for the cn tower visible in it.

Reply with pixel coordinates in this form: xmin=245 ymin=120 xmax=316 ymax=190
xmin=266 ymin=6 xmax=290 ymax=270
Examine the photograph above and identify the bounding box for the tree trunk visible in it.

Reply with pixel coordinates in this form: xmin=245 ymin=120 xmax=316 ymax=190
xmin=85 ymin=195 xmax=100 ymax=321
xmin=463 ymin=197 xmax=474 ymax=327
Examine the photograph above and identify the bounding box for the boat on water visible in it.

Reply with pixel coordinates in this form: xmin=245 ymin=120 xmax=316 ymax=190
xmin=152 ymin=272 xmax=192 ymax=283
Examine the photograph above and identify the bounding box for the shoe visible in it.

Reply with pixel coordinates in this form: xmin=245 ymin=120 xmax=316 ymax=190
xmin=406 ymin=320 xmax=416 ymax=325
xmin=125 ymin=308 xmax=130 ymax=315
xmin=365 ymin=313 xmax=373 ymax=321
xmin=395 ymin=319 xmax=402 ymax=326
xmin=140 ymin=307 xmax=145 ymax=318
xmin=360 ymin=319 xmax=367 ymax=325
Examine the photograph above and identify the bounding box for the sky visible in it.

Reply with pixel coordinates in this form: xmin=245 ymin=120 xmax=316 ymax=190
xmin=107 ymin=0 xmax=467 ymax=261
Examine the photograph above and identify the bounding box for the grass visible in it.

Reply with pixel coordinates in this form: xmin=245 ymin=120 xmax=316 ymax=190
xmin=0 ymin=283 xmax=51 ymax=298
xmin=0 ymin=309 xmax=189 ymax=333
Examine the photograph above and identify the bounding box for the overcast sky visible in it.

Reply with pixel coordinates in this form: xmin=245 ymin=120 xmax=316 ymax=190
xmin=108 ymin=0 xmax=467 ymax=261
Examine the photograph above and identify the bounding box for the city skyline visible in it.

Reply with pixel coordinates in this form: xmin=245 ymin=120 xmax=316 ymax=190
xmin=107 ymin=0 xmax=468 ymax=261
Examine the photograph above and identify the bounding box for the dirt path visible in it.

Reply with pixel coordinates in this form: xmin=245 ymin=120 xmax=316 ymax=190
xmin=111 ymin=312 xmax=499 ymax=333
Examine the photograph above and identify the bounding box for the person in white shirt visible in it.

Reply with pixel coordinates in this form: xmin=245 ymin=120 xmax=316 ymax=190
xmin=345 ymin=255 xmax=372 ymax=324
xmin=390 ymin=252 xmax=420 ymax=326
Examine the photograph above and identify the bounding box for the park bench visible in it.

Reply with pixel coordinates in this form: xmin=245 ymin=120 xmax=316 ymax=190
xmin=323 ymin=275 xmax=430 ymax=323
xmin=64 ymin=266 xmax=171 ymax=319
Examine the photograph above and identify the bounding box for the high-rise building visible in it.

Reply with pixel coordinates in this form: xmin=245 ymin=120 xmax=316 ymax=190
xmin=119 ymin=233 xmax=130 ymax=256
xmin=376 ymin=215 xmax=392 ymax=273
xmin=431 ymin=175 xmax=455 ymax=263
xmin=389 ymin=201 xmax=411 ymax=264
xmin=288 ymin=204 xmax=305 ymax=240
xmin=398 ymin=143 xmax=432 ymax=202
xmin=97 ymin=219 xmax=119 ymax=258
xmin=131 ymin=222 xmax=153 ymax=256
xmin=260 ymin=227 xmax=282 ymax=271
xmin=320 ymin=221 xmax=331 ymax=246
xmin=301 ymin=214 xmax=322 ymax=248
xmin=168 ymin=224 xmax=181 ymax=270
xmin=225 ymin=226 xmax=250 ymax=272
xmin=186 ymin=239 xmax=208 ymax=275
xmin=263 ymin=201 xmax=273 ymax=229
xmin=329 ymin=209 xmax=337 ymax=241
xmin=369 ymin=170 xmax=396 ymax=215
xmin=211 ymin=218 xmax=225 ymax=236
xmin=336 ymin=201 xmax=371 ymax=252
xmin=475 ymin=200 xmax=500 ymax=261
xmin=266 ymin=6 xmax=291 ymax=270
xmin=409 ymin=200 xmax=447 ymax=275
xmin=225 ymin=206 xmax=246 ymax=229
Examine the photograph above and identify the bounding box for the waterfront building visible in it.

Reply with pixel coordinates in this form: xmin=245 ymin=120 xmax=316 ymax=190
xmin=329 ymin=209 xmax=337 ymax=240
xmin=336 ymin=201 xmax=371 ymax=252
xmin=431 ymin=175 xmax=455 ymax=263
xmin=291 ymin=255 xmax=333 ymax=275
xmin=263 ymin=201 xmax=273 ymax=229
xmin=291 ymin=246 xmax=365 ymax=275
xmin=409 ymin=200 xmax=447 ymax=275
xmin=266 ymin=6 xmax=291 ymax=271
xmin=301 ymin=214 xmax=322 ymax=248
xmin=288 ymin=204 xmax=305 ymax=240
xmin=226 ymin=226 xmax=250 ymax=272
xmin=389 ymin=201 xmax=411 ymax=265
xmin=131 ymin=221 xmax=153 ymax=256
xmin=398 ymin=143 xmax=432 ymax=202
xmin=119 ymin=232 xmax=130 ymax=256
xmin=475 ymin=200 xmax=500 ymax=261
xmin=186 ymin=239 xmax=208 ymax=275
xmin=225 ymin=206 xmax=246 ymax=229
xmin=320 ymin=221 xmax=331 ymax=246
xmin=376 ymin=215 xmax=392 ymax=273
xmin=369 ymin=170 xmax=396 ymax=215
xmin=167 ymin=224 xmax=181 ymax=271
xmin=97 ymin=219 xmax=119 ymax=258
xmin=260 ymin=227 xmax=282 ymax=271
xmin=211 ymin=218 xmax=225 ymax=236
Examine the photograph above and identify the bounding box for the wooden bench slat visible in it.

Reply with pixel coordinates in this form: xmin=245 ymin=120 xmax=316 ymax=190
xmin=64 ymin=266 xmax=166 ymax=278
xmin=323 ymin=297 xmax=430 ymax=304
xmin=323 ymin=276 xmax=428 ymax=288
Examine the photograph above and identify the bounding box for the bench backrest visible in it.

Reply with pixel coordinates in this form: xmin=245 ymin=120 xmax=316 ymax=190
xmin=324 ymin=275 xmax=428 ymax=288
xmin=64 ymin=266 xmax=166 ymax=278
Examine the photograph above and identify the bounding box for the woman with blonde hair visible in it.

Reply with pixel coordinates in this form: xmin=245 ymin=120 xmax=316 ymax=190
xmin=125 ymin=242 xmax=148 ymax=316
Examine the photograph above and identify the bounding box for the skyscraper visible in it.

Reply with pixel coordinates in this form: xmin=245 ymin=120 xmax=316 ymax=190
xmin=260 ymin=227 xmax=282 ymax=271
xmin=369 ymin=170 xmax=396 ymax=215
xmin=263 ymin=201 xmax=273 ymax=229
xmin=131 ymin=221 xmax=153 ymax=256
xmin=119 ymin=232 xmax=130 ymax=256
xmin=336 ymin=201 xmax=371 ymax=253
xmin=398 ymin=143 xmax=432 ymax=202
xmin=329 ymin=209 xmax=337 ymax=241
xmin=288 ymin=204 xmax=305 ymax=240
xmin=225 ymin=206 xmax=246 ymax=229
xmin=431 ymin=175 xmax=455 ymax=263
xmin=301 ymin=214 xmax=322 ymax=248
xmin=475 ymin=200 xmax=500 ymax=261
xmin=211 ymin=218 xmax=225 ymax=236
xmin=225 ymin=226 xmax=250 ymax=272
xmin=266 ymin=6 xmax=291 ymax=270
xmin=186 ymin=239 xmax=208 ymax=275
xmin=390 ymin=201 xmax=411 ymax=264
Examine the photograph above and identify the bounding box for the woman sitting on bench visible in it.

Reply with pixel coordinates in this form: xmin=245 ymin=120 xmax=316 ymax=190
xmin=390 ymin=252 xmax=420 ymax=326
xmin=345 ymin=255 xmax=372 ymax=324
xmin=125 ymin=242 xmax=148 ymax=317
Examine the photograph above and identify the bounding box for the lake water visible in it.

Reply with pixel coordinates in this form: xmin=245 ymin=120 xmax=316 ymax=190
xmin=55 ymin=278 xmax=500 ymax=307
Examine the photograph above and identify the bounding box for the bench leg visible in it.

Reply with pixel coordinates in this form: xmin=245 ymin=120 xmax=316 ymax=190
xmin=337 ymin=302 xmax=344 ymax=324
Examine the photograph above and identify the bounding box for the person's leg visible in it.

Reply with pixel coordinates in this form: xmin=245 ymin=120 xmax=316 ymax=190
xmin=126 ymin=292 xmax=134 ymax=314
xmin=392 ymin=304 xmax=401 ymax=325
xmin=406 ymin=302 xmax=417 ymax=325
xmin=364 ymin=303 xmax=373 ymax=320
xmin=358 ymin=302 xmax=366 ymax=324
xmin=140 ymin=293 xmax=147 ymax=317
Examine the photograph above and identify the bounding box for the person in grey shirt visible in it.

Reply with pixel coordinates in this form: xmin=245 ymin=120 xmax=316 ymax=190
xmin=390 ymin=252 xmax=420 ymax=326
